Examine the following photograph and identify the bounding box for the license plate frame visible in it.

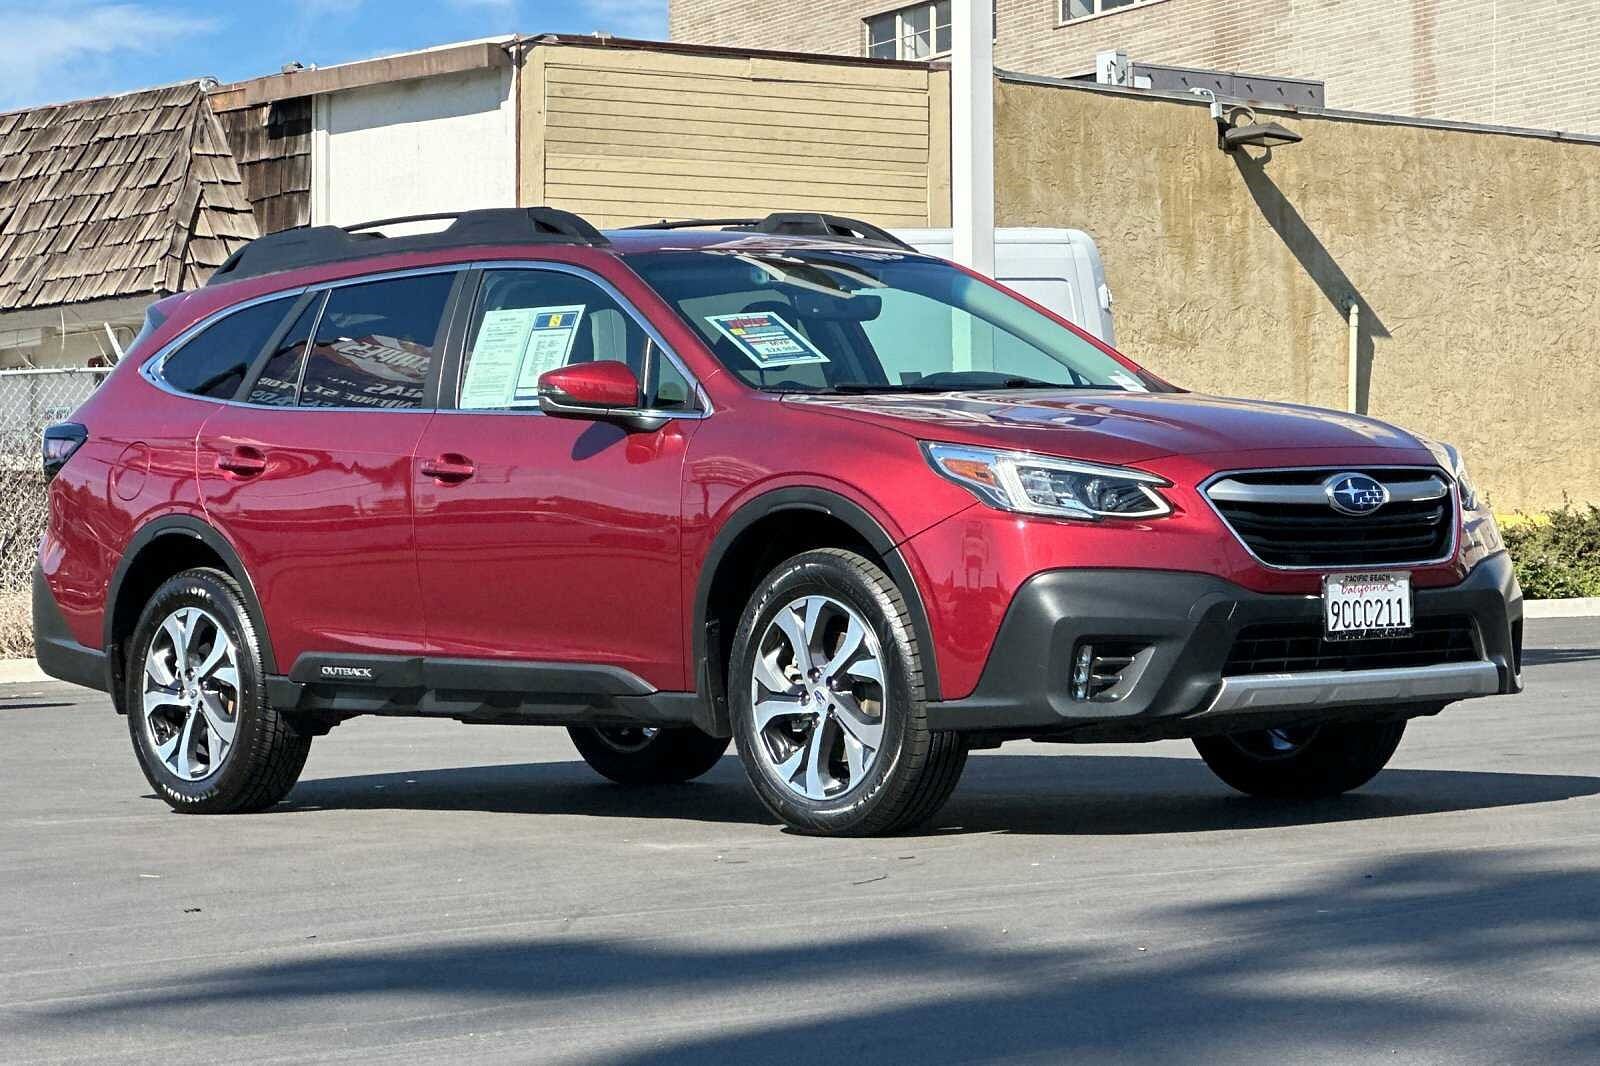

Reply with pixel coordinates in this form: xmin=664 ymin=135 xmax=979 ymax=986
xmin=1322 ymin=571 xmax=1413 ymax=641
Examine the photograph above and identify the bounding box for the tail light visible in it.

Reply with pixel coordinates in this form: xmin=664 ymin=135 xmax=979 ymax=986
xmin=42 ymin=423 xmax=87 ymax=480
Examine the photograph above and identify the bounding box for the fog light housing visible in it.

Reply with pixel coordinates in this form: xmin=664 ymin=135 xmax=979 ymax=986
xmin=1070 ymin=640 xmax=1147 ymax=701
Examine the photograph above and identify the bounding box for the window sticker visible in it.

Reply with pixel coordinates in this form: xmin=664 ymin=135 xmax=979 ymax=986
xmin=459 ymin=305 xmax=586 ymax=409
xmin=1108 ymin=370 xmax=1148 ymax=393
xmin=705 ymin=310 xmax=829 ymax=369
xmin=514 ymin=307 xmax=585 ymax=399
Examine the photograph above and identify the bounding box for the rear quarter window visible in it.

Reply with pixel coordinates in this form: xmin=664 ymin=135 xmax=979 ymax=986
xmin=298 ymin=274 xmax=454 ymax=410
xmin=159 ymin=297 xmax=296 ymax=400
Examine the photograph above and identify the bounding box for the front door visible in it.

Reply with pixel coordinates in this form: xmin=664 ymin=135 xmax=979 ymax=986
xmin=196 ymin=270 xmax=458 ymax=668
xmin=412 ymin=265 xmax=702 ymax=692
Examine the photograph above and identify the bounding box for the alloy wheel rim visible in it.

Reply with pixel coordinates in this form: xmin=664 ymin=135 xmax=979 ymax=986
xmin=593 ymin=725 xmax=660 ymax=753
xmin=141 ymin=607 xmax=241 ymax=782
xmin=1230 ymin=724 xmax=1319 ymax=761
xmin=750 ymin=594 xmax=887 ymax=802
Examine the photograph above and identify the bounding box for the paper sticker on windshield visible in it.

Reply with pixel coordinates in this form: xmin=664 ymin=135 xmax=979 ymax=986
xmin=1109 ymin=371 xmax=1148 ymax=393
xmin=705 ymin=311 xmax=829 ymax=368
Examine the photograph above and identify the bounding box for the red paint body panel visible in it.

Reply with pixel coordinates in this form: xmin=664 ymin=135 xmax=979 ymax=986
xmin=39 ymin=232 xmax=1484 ymax=709
xmin=413 ymin=414 xmax=693 ymax=688
xmin=43 ymin=366 xmax=218 ymax=649
xmin=195 ymin=406 xmax=433 ymax=665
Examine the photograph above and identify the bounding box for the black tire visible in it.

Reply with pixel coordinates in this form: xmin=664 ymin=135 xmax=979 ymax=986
xmin=125 ymin=567 xmax=311 ymax=813
xmin=1194 ymin=719 xmax=1406 ymax=799
xmin=729 ymin=548 xmax=967 ymax=836
xmin=568 ymin=725 xmax=730 ymax=785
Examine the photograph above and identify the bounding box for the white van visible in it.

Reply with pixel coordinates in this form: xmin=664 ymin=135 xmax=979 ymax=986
xmin=893 ymin=228 xmax=1116 ymax=346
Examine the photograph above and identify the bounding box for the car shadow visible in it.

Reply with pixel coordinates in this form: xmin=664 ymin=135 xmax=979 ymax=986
xmin=270 ymin=753 xmax=1600 ymax=837
xmin=277 ymin=758 xmax=778 ymax=826
xmin=940 ymin=753 xmax=1600 ymax=836
xmin=30 ymin=848 xmax=1600 ymax=1062
xmin=1522 ymin=645 xmax=1600 ymax=667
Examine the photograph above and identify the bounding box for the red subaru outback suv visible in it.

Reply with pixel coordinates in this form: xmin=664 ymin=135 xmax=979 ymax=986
xmin=34 ymin=208 xmax=1522 ymax=835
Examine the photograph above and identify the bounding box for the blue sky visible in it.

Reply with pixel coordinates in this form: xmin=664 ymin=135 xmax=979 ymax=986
xmin=0 ymin=0 xmax=669 ymax=112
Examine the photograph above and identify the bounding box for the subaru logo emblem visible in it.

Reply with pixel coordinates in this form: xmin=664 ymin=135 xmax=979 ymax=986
xmin=1323 ymin=472 xmax=1389 ymax=516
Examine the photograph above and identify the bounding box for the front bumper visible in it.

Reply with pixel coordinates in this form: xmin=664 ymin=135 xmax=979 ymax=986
xmin=925 ymin=551 xmax=1522 ymax=741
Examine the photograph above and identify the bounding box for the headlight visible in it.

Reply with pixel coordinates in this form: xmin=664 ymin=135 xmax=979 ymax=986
xmin=922 ymin=442 xmax=1171 ymax=520
xmin=1425 ymin=440 xmax=1481 ymax=512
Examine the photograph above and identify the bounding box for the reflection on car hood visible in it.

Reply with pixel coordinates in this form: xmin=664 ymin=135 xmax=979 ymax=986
xmin=784 ymin=389 xmax=1431 ymax=466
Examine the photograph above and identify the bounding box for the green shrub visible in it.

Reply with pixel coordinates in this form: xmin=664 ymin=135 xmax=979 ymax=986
xmin=1502 ymin=502 xmax=1600 ymax=600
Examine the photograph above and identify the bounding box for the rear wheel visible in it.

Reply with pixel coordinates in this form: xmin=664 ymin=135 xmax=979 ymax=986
xmin=729 ymin=548 xmax=967 ymax=836
xmin=1194 ymin=719 xmax=1406 ymax=799
xmin=568 ymin=725 xmax=730 ymax=785
xmin=126 ymin=568 xmax=311 ymax=813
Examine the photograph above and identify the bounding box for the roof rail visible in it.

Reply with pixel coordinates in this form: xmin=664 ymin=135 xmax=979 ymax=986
xmin=207 ymin=207 xmax=609 ymax=286
xmin=625 ymin=212 xmax=915 ymax=252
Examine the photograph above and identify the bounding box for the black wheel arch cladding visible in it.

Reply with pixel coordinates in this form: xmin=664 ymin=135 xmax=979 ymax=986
xmin=105 ymin=515 xmax=277 ymax=676
xmin=694 ymin=487 xmax=943 ymax=735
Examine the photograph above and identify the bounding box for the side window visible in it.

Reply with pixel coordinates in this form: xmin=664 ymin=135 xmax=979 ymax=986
xmin=651 ymin=352 xmax=695 ymax=411
xmin=458 ymin=269 xmax=686 ymax=411
xmin=160 ymin=296 xmax=295 ymax=399
xmin=246 ymin=295 xmax=322 ymax=407
xmin=298 ymin=273 xmax=454 ymax=410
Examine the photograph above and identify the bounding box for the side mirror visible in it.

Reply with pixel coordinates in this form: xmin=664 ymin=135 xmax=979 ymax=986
xmin=536 ymin=361 xmax=664 ymax=431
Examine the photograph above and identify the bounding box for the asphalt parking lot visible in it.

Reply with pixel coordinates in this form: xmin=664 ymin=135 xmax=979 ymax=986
xmin=3 ymin=617 xmax=1597 ymax=1065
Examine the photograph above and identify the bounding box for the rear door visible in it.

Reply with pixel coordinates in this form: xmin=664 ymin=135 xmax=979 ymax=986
xmin=196 ymin=269 xmax=462 ymax=670
xmin=411 ymin=264 xmax=702 ymax=692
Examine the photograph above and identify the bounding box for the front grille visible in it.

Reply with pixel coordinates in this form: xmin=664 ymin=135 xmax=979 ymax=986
xmin=1207 ymin=467 xmax=1454 ymax=568
xmin=1222 ymin=615 xmax=1480 ymax=677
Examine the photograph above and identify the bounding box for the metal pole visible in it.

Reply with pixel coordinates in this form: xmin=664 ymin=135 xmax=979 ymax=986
xmin=1347 ymin=300 xmax=1360 ymax=413
xmin=951 ymin=0 xmax=995 ymax=276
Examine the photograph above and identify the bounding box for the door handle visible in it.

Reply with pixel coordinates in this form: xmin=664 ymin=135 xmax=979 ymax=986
xmin=216 ymin=446 xmax=267 ymax=478
xmin=420 ymin=454 xmax=476 ymax=484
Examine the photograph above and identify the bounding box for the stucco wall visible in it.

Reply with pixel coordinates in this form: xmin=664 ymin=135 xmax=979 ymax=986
xmin=996 ymin=78 xmax=1600 ymax=511
xmin=670 ymin=0 xmax=1600 ymax=135
xmin=311 ymin=67 xmax=517 ymax=227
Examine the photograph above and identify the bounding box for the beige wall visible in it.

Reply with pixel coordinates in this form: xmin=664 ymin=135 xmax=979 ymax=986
xmin=672 ymin=0 xmax=1600 ymax=134
xmin=996 ymin=77 xmax=1600 ymax=511
xmin=670 ymin=0 xmax=865 ymax=59
xmin=519 ymin=43 xmax=950 ymax=228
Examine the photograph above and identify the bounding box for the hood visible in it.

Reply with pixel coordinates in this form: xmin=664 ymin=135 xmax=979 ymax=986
xmin=784 ymin=389 xmax=1433 ymax=467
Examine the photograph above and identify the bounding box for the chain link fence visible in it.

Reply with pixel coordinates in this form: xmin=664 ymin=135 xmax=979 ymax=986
xmin=0 ymin=368 xmax=109 ymax=463
xmin=0 ymin=369 xmax=110 ymax=656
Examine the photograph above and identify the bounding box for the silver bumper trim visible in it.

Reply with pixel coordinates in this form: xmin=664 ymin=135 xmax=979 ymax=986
xmin=1201 ymin=661 xmax=1502 ymax=716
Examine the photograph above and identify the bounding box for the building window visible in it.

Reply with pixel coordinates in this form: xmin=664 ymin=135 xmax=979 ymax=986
xmin=866 ymin=1 xmax=951 ymax=61
xmin=1062 ymin=0 xmax=1141 ymax=21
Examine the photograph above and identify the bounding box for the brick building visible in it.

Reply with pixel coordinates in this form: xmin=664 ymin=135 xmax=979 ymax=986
xmin=670 ymin=0 xmax=1600 ymax=132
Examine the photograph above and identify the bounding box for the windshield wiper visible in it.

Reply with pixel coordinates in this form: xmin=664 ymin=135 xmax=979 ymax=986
xmin=816 ymin=382 xmax=952 ymax=394
xmin=770 ymin=378 xmax=1111 ymax=396
xmin=989 ymin=376 xmax=1106 ymax=390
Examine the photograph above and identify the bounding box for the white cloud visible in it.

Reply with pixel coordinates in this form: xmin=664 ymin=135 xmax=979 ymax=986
xmin=0 ymin=3 xmax=217 ymax=110
xmin=580 ymin=0 xmax=667 ymax=39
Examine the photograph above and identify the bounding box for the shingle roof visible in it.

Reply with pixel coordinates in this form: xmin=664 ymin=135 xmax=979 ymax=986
xmin=0 ymin=81 xmax=259 ymax=313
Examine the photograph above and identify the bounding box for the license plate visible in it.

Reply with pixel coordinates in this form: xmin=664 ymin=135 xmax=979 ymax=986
xmin=1323 ymin=571 xmax=1412 ymax=640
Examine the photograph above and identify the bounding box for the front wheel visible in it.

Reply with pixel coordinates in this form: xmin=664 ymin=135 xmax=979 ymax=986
xmin=568 ymin=725 xmax=730 ymax=785
xmin=1194 ymin=719 xmax=1406 ymax=799
xmin=729 ymin=548 xmax=967 ymax=836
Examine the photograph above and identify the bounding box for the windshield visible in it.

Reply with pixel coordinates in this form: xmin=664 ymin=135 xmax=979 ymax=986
xmin=625 ymin=247 xmax=1159 ymax=394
